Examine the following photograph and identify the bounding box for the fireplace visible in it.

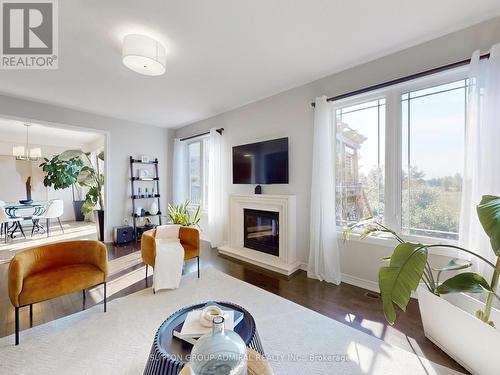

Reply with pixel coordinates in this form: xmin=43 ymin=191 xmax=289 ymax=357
xmin=243 ymin=209 xmax=279 ymax=256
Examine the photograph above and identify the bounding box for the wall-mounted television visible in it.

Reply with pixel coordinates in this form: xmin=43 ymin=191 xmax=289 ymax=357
xmin=232 ymin=137 xmax=289 ymax=184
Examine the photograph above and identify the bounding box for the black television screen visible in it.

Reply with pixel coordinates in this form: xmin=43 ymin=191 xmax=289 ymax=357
xmin=233 ymin=137 xmax=289 ymax=184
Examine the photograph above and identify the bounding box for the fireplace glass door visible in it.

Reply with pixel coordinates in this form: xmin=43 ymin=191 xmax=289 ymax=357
xmin=243 ymin=209 xmax=279 ymax=256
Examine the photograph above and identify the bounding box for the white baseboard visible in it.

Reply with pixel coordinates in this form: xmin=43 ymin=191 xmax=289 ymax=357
xmin=241 ymin=260 xmax=420 ymax=298
xmin=298 ymin=265 xmax=380 ymax=293
xmin=341 ymin=273 xmax=380 ymax=293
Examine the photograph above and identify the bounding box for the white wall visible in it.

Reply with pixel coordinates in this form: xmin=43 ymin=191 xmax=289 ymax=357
xmin=175 ymin=16 xmax=500 ymax=287
xmin=0 ymin=97 xmax=174 ymax=241
xmin=0 ymin=142 xmax=81 ymax=221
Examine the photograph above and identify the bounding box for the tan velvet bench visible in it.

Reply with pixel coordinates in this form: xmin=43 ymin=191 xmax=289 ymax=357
xmin=141 ymin=227 xmax=200 ymax=290
xmin=8 ymin=240 xmax=108 ymax=345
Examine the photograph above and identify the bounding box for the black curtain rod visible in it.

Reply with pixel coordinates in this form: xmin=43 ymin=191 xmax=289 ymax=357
xmin=311 ymin=52 xmax=490 ymax=107
xmin=180 ymin=127 xmax=224 ymax=142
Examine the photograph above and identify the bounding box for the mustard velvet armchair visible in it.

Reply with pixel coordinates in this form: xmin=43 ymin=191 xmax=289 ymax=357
xmin=8 ymin=240 xmax=108 ymax=345
xmin=141 ymin=227 xmax=200 ymax=287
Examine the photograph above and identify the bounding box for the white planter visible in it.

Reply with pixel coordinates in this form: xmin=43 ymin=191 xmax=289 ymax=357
xmin=418 ymin=286 xmax=500 ymax=375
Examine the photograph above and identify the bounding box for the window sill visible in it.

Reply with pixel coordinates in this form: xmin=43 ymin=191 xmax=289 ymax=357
xmin=337 ymin=230 xmax=463 ymax=259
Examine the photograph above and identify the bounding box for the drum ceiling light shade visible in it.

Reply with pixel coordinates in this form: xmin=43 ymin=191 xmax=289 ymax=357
xmin=122 ymin=34 xmax=166 ymax=76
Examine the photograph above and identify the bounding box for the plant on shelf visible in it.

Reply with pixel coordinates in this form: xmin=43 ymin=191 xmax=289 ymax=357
xmin=168 ymin=200 xmax=201 ymax=228
xmin=344 ymin=194 xmax=500 ymax=326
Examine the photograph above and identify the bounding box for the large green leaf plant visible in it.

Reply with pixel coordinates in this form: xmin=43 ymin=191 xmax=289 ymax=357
xmin=57 ymin=149 xmax=104 ymax=215
xmin=40 ymin=154 xmax=84 ymax=192
xmin=344 ymin=195 xmax=500 ymax=327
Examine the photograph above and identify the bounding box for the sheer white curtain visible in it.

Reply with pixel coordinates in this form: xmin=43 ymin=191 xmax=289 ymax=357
xmin=307 ymin=96 xmax=341 ymax=284
xmin=172 ymin=138 xmax=188 ymax=205
xmin=208 ymin=128 xmax=227 ymax=248
xmin=459 ymin=44 xmax=500 ymax=279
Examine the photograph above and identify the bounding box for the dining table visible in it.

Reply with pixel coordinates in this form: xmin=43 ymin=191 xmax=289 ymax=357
xmin=3 ymin=201 xmax=49 ymax=238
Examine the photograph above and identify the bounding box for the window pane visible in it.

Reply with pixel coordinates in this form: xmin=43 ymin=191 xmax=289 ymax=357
xmin=336 ymin=99 xmax=385 ymax=226
xmin=408 ymin=80 xmax=466 ymax=100
xmin=188 ymin=141 xmax=201 ymax=205
xmin=402 ymin=80 xmax=465 ymax=240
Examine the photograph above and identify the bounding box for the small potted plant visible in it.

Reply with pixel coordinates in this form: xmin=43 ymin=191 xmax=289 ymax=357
xmin=168 ymin=200 xmax=201 ymax=228
xmin=344 ymin=195 xmax=500 ymax=374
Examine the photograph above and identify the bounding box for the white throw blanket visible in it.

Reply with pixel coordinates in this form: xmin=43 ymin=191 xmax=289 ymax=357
xmin=153 ymin=225 xmax=185 ymax=291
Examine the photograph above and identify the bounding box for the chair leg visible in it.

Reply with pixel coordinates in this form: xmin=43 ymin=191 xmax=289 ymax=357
xmin=46 ymin=219 xmax=50 ymax=237
xmin=15 ymin=307 xmax=19 ymax=345
xmin=82 ymin=289 xmax=86 ymax=310
xmin=145 ymin=264 xmax=148 ymax=287
xmin=103 ymin=283 xmax=107 ymax=313
xmin=29 ymin=304 xmax=33 ymax=327
xmin=57 ymin=218 xmax=64 ymax=233
xmin=197 ymin=256 xmax=200 ymax=278
xmin=31 ymin=220 xmax=36 ymax=237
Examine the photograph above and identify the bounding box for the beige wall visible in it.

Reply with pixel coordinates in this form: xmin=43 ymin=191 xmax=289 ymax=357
xmin=175 ymin=16 xmax=500 ymax=287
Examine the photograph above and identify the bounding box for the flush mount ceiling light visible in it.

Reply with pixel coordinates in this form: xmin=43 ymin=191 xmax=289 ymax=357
xmin=122 ymin=34 xmax=166 ymax=76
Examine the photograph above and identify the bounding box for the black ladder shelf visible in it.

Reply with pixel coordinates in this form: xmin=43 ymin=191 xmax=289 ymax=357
xmin=129 ymin=156 xmax=162 ymax=240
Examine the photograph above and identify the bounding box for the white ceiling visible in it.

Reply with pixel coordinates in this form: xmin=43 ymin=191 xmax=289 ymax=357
xmin=0 ymin=0 xmax=499 ymax=128
xmin=0 ymin=119 xmax=102 ymax=149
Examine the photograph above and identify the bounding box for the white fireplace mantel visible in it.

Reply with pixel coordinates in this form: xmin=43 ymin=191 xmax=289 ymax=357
xmin=218 ymin=194 xmax=300 ymax=275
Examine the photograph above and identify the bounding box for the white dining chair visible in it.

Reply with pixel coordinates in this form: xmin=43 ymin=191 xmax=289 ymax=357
xmin=33 ymin=199 xmax=64 ymax=237
xmin=0 ymin=207 xmax=24 ymax=243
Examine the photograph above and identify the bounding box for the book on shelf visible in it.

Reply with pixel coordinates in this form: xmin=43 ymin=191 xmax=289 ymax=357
xmin=172 ymin=302 xmax=244 ymax=345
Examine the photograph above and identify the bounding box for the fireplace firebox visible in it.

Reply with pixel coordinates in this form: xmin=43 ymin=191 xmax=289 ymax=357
xmin=243 ymin=209 xmax=279 ymax=256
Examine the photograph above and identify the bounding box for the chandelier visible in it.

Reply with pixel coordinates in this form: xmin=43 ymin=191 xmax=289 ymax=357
xmin=12 ymin=124 xmax=41 ymax=161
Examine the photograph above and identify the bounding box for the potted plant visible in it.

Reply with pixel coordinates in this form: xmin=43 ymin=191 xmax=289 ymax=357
xmin=344 ymin=195 xmax=500 ymax=374
xmin=73 ymin=150 xmax=105 ymax=241
xmin=40 ymin=154 xmax=85 ymax=221
xmin=50 ymin=149 xmax=105 ymax=241
xmin=168 ymin=200 xmax=201 ymax=228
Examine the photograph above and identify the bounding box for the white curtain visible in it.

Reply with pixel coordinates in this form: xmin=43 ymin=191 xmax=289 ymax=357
xmin=459 ymin=44 xmax=500 ymax=280
xmin=307 ymin=96 xmax=341 ymax=284
xmin=208 ymin=128 xmax=227 ymax=248
xmin=172 ymin=138 xmax=188 ymax=205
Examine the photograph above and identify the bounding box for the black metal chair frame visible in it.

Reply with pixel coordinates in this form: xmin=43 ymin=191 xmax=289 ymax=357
xmin=1 ymin=221 xmax=26 ymax=243
xmin=14 ymin=282 xmax=107 ymax=345
xmin=44 ymin=217 xmax=64 ymax=237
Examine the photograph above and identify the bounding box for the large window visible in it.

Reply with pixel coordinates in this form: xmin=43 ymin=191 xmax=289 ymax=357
xmin=334 ymin=72 xmax=466 ymax=241
xmin=401 ymin=80 xmax=466 ymax=240
xmin=187 ymin=137 xmax=209 ymax=209
xmin=335 ymin=99 xmax=385 ymax=225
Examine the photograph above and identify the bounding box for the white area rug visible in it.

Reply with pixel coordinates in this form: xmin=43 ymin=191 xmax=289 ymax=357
xmin=0 ymin=267 xmax=461 ymax=375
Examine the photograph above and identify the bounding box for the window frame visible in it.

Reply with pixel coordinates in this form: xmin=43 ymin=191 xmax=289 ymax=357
xmin=333 ymin=66 xmax=468 ymax=249
xmin=334 ymin=96 xmax=386 ymax=226
xmin=186 ymin=135 xmax=209 ymax=212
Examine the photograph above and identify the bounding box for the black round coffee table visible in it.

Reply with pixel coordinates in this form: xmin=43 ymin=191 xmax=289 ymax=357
xmin=143 ymin=302 xmax=264 ymax=375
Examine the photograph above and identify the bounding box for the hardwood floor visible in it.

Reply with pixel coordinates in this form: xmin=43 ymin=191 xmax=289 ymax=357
xmin=0 ymin=240 xmax=466 ymax=373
